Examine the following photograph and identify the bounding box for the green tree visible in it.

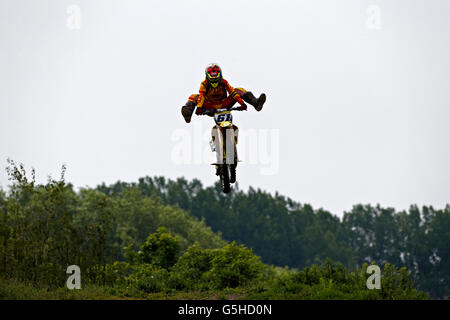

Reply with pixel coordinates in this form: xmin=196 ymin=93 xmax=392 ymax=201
xmin=206 ymin=241 xmax=263 ymax=289
xmin=137 ymin=227 xmax=180 ymax=269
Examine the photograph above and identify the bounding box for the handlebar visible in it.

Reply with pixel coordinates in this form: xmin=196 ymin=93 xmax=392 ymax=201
xmin=214 ymin=107 xmax=244 ymax=113
xmin=201 ymin=107 xmax=245 ymax=116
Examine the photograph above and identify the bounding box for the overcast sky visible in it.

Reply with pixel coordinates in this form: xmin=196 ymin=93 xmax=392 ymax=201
xmin=1 ymin=0 xmax=449 ymax=217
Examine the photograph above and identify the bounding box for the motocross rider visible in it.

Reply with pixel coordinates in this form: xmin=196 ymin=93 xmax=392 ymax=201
xmin=181 ymin=63 xmax=266 ymax=122
xmin=180 ymin=63 xmax=266 ymax=181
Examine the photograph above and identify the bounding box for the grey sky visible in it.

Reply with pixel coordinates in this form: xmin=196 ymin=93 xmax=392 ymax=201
xmin=1 ymin=0 xmax=449 ymax=217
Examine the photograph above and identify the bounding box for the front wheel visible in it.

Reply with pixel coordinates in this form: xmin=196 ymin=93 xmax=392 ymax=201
xmin=220 ymin=165 xmax=230 ymax=193
xmin=230 ymin=164 xmax=237 ymax=184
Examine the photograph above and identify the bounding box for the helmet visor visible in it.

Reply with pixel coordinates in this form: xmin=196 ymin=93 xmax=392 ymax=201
xmin=207 ymin=66 xmax=221 ymax=82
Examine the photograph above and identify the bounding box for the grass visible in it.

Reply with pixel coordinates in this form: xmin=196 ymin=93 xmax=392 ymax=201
xmin=0 ymin=277 xmax=251 ymax=300
xmin=0 ymin=264 xmax=429 ymax=301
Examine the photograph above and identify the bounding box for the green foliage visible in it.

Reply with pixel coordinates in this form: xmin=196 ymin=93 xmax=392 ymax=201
xmin=171 ymin=241 xmax=264 ymax=291
xmin=137 ymin=227 xmax=180 ymax=268
xmin=0 ymin=163 xmax=439 ymax=299
xmin=377 ymin=263 xmax=425 ymax=300
xmin=126 ymin=264 xmax=170 ymax=293
xmin=0 ymin=276 xmax=130 ymax=300
xmin=205 ymin=242 xmax=263 ymax=289
xmin=0 ymin=159 xmax=108 ymax=287
xmin=171 ymin=242 xmax=215 ymax=290
xmin=0 ymin=161 xmax=225 ymax=290
xmin=98 ymin=176 xmax=449 ymax=299
xmin=97 ymin=177 xmax=358 ymax=269
xmin=343 ymin=204 xmax=450 ymax=298
xmin=247 ymin=260 xmax=427 ymax=300
xmin=94 ymin=186 xmax=226 ymax=260
xmin=85 ymin=261 xmax=132 ymax=287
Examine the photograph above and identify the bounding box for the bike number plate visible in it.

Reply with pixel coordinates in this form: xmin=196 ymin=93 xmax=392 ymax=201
xmin=215 ymin=113 xmax=232 ymax=124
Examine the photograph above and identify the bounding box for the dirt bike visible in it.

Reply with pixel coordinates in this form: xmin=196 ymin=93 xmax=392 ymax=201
xmin=204 ymin=106 xmax=244 ymax=194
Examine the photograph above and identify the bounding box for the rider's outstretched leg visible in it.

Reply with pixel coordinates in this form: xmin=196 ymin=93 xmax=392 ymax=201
xmin=181 ymin=95 xmax=198 ymax=123
xmin=236 ymin=89 xmax=266 ymax=111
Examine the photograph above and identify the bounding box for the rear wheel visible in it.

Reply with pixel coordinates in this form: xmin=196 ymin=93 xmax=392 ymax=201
xmin=220 ymin=165 xmax=230 ymax=193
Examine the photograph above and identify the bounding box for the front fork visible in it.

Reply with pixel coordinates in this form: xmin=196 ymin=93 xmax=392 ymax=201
xmin=211 ymin=125 xmax=239 ymax=165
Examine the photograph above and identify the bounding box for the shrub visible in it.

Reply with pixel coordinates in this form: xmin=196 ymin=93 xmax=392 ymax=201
xmin=137 ymin=227 xmax=180 ymax=269
xmin=172 ymin=242 xmax=215 ymax=290
xmin=85 ymin=261 xmax=132 ymax=287
xmin=126 ymin=264 xmax=170 ymax=293
xmin=205 ymin=241 xmax=264 ymax=289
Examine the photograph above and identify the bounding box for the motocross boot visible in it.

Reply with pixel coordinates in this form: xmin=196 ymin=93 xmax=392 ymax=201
xmin=181 ymin=101 xmax=196 ymax=123
xmin=242 ymin=92 xmax=266 ymax=111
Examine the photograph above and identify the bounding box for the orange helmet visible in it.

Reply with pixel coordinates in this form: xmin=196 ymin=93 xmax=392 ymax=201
xmin=205 ymin=63 xmax=222 ymax=88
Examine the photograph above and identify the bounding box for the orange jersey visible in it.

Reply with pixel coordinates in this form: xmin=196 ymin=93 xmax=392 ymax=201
xmin=197 ymin=78 xmax=244 ymax=109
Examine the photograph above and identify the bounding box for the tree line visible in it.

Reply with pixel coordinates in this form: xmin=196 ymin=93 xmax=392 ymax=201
xmin=0 ymin=161 xmax=440 ymax=299
xmin=97 ymin=176 xmax=450 ymax=299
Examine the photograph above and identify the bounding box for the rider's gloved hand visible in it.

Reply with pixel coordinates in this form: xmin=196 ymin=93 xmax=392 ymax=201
xmin=205 ymin=108 xmax=215 ymax=116
xmin=195 ymin=107 xmax=203 ymax=115
xmin=239 ymin=102 xmax=247 ymax=111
